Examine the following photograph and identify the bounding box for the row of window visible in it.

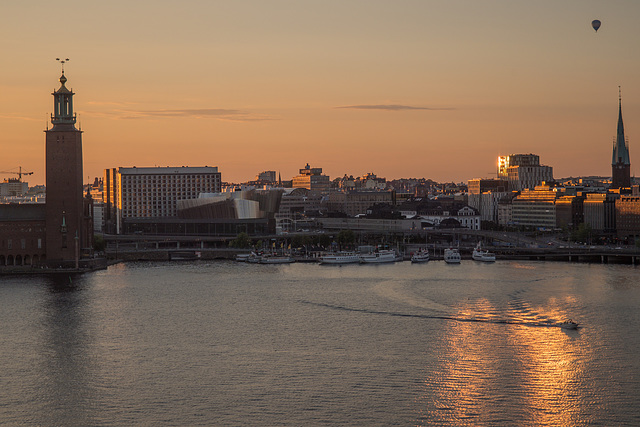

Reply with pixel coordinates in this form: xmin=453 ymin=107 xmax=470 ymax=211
xmin=1 ymin=238 xmax=43 ymax=250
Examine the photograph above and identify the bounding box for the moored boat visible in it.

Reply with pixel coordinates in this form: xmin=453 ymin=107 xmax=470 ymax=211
xmin=360 ymin=249 xmax=398 ymax=264
xmin=235 ymin=253 xmax=252 ymax=262
xmin=411 ymin=249 xmax=430 ymax=263
xmin=472 ymin=243 xmax=496 ymax=262
xmin=444 ymin=248 xmax=461 ymax=264
xmin=320 ymin=252 xmax=361 ymax=265
xmin=259 ymin=254 xmax=295 ymax=264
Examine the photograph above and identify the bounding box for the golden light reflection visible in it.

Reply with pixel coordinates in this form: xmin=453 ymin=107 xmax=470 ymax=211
xmin=418 ymin=297 xmax=589 ymax=426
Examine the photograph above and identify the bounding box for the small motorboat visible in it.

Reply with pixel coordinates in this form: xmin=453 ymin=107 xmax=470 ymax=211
xmin=559 ymin=319 xmax=579 ymax=330
xmin=411 ymin=249 xmax=430 ymax=263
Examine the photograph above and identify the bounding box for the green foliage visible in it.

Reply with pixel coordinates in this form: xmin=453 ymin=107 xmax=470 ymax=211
xmin=93 ymin=234 xmax=106 ymax=252
xmin=317 ymin=233 xmax=331 ymax=248
xmin=336 ymin=230 xmax=356 ymax=249
xmin=229 ymin=232 xmax=252 ymax=248
xmin=571 ymin=223 xmax=592 ymax=244
xmin=291 ymin=235 xmax=312 ymax=248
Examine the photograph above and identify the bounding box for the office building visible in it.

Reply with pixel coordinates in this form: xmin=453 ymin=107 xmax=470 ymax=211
xmin=104 ymin=166 xmax=221 ymax=233
xmin=292 ymin=163 xmax=330 ymax=192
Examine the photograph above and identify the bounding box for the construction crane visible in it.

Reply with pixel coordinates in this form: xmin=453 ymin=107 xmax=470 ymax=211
xmin=1 ymin=166 xmax=34 ymax=182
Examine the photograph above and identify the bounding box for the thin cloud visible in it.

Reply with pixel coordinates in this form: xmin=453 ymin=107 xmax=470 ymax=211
xmin=336 ymin=104 xmax=455 ymax=111
xmin=82 ymin=107 xmax=277 ymax=122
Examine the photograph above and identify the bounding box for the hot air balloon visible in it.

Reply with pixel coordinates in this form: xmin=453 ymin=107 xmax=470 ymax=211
xmin=592 ymin=19 xmax=601 ymax=32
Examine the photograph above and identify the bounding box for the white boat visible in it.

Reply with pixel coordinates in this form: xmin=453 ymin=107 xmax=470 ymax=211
xmin=559 ymin=319 xmax=578 ymax=330
xmin=360 ymin=249 xmax=398 ymax=264
xmin=472 ymin=243 xmax=496 ymax=262
xmin=444 ymin=248 xmax=461 ymax=264
xmin=320 ymin=252 xmax=361 ymax=265
xmin=411 ymin=249 xmax=430 ymax=263
xmin=259 ymin=254 xmax=295 ymax=264
xmin=235 ymin=253 xmax=252 ymax=262
xmin=246 ymin=252 xmax=262 ymax=263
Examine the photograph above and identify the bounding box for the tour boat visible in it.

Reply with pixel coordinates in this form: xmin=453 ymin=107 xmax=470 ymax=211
xmin=472 ymin=243 xmax=496 ymax=262
xmin=444 ymin=248 xmax=461 ymax=264
xmin=359 ymin=249 xmax=398 ymax=264
xmin=320 ymin=252 xmax=361 ymax=265
xmin=411 ymin=249 xmax=430 ymax=263
xmin=259 ymin=254 xmax=295 ymax=264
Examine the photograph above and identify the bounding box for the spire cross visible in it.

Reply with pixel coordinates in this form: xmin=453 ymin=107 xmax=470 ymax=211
xmin=56 ymin=57 xmax=70 ymax=73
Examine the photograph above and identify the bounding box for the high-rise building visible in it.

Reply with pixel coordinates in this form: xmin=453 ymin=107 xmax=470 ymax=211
xmin=498 ymin=154 xmax=553 ymax=191
xmin=104 ymin=166 xmax=222 ymax=233
xmin=611 ymin=89 xmax=631 ymax=189
xmin=45 ymin=68 xmax=92 ymax=265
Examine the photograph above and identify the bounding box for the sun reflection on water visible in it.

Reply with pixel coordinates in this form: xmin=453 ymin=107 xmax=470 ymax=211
xmin=419 ymin=297 xmax=590 ymax=426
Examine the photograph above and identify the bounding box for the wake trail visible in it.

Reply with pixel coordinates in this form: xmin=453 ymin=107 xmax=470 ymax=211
xmin=299 ymin=300 xmax=570 ymax=328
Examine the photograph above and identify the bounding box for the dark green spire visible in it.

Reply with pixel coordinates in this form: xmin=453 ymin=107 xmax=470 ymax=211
xmin=612 ymin=87 xmax=630 ymax=166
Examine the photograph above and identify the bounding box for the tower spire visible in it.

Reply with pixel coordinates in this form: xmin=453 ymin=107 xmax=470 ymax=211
xmin=611 ymin=86 xmax=631 ymax=188
xmin=51 ymin=58 xmax=76 ymax=129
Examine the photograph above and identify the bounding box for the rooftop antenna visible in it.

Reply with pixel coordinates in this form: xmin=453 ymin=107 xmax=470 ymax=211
xmin=56 ymin=57 xmax=70 ymax=73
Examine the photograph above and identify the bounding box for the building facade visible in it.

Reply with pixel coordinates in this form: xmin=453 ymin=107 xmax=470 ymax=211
xmin=511 ymin=186 xmax=557 ymax=229
xmin=292 ymin=164 xmax=330 ymax=192
xmin=498 ymin=154 xmax=553 ymax=191
xmin=615 ymin=186 xmax=640 ymax=242
xmin=104 ymin=167 xmax=222 ymax=233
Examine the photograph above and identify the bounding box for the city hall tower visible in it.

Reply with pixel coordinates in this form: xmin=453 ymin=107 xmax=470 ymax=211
xmin=44 ymin=63 xmax=87 ymax=266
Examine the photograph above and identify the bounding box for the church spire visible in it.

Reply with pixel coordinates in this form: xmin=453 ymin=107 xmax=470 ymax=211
xmin=612 ymin=86 xmax=630 ymax=166
xmin=51 ymin=58 xmax=77 ymax=129
xmin=611 ymin=86 xmax=631 ymax=189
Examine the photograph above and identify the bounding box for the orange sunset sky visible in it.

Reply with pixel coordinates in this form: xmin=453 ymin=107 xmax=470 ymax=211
xmin=1 ymin=0 xmax=639 ymax=186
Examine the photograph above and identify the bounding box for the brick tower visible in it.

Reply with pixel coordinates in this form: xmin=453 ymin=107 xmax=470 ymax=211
xmin=45 ymin=62 xmax=85 ymax=267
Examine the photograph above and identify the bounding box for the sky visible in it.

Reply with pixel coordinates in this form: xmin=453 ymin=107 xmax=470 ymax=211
xmin=1 ymin=0 xmax=639 ymax=186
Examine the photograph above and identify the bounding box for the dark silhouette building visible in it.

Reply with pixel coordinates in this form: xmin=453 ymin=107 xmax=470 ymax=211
xmin=612 ymin=89 xmax=631 ymax=189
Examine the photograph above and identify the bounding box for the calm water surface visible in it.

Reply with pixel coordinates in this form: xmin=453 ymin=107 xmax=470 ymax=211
xmin=1 ymin=260 xmax=640 ymax=426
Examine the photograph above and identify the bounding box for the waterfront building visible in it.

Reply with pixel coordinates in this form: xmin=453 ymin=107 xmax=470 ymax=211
xmin=1 ymin=68 xmax=93 ymax=267
xmin=326 ymin=190 xmax=394 ymax=217
xmin=497 ymin=194 xmax=515 ymax=226
xmin=583 ymin=193 xmax=617 ymax=233
xmin=467 ymin=178 xmax=509 ymax=224
xmin=555 ymin=195 xmax=585 ymax=230
xmin=0 ymin=204 xmax=46 ymax=266
xmin=615 ymin=186 xmax=640 ymax=242
xmin=104 ymin=166 xmax=221 ymax=234
xmin=292 ymin=163 xmax=330 ymax=192
xmin=511 ymin=185 xmax=557 ymax=229
xmin=275 ymin=188 xmax=325 ymax=231
xmin=611 ymin=90 xmax=631 ymax=189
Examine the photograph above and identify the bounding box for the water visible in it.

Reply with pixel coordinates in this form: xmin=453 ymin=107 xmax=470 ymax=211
xmin=1 ymin=260 xmax=639 ymax=426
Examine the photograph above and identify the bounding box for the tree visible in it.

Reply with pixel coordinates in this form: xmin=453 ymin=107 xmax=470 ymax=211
xmin=336 ymin=230 xmax=356 ymax=250
xmin=229 ymin=232 xmax=252 ymax=248
xmin=317 ymin=233 xmax=331 ymax=249
xmin=93 ymin=234 xmax=106 ymax=252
